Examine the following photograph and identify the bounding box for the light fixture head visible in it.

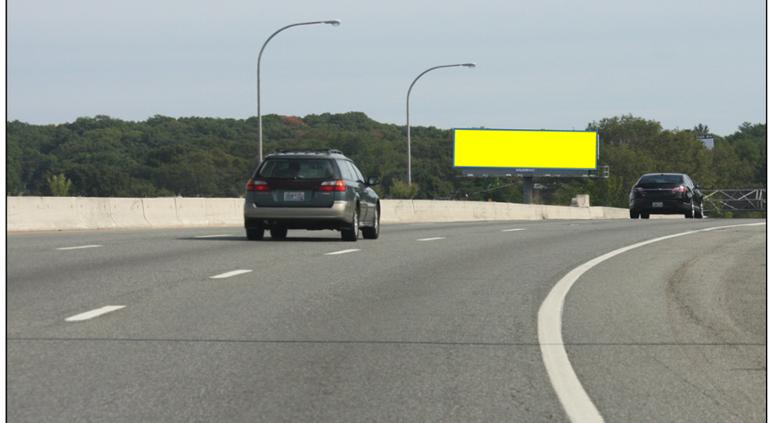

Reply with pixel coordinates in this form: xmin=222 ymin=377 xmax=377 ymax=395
xmin=325 ymin=20 xmax=341 ymax=26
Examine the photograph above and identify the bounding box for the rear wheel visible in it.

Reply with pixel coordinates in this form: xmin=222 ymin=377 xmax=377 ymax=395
xmin=362 ymin=206 xmax=380 ymax=239
xmin=270 ymin=225 xmax=288 ymax=240
xmin=640 ymin=212 xmax=650 ymax=219
xmin=694 ymin=201 xmax=703 ymax=218
xmin=629 ymin=209 xmax=639 ymax=219
xmin=341 ymin=208 xmax=359 ymax=242
xmin=246 ymin=222 xmax=264 ymax=240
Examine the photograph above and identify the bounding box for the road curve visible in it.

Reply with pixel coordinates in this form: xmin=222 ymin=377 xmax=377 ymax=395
xmin=7 ymin=219 xmax=766 ymax=422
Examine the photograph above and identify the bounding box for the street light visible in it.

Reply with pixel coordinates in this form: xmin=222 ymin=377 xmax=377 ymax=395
xmin=406 ymin=62 xmax=475 ymax=185
xmin=257 ymin=20 xmax=341 ymax=163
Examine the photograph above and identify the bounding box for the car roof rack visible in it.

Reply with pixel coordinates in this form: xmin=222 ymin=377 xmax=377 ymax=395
xmin=270 ymin=149 xmax=344 ymax=155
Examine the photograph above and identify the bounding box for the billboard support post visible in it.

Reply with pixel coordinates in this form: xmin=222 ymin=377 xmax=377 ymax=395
xmin=523 ymin=177 xmax=534 ymax=204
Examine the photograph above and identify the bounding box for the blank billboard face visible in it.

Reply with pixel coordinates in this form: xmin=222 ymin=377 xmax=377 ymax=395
xmin=453 ymin=129 xmax=598 ymax=172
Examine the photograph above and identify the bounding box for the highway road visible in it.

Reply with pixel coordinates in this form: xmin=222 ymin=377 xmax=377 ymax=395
xmin=7 ymin=219 xmax=766 ymax=422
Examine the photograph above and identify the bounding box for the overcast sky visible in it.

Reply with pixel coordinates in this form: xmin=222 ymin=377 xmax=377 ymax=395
xmin=7 ymin=0 xmax=766 ymax=135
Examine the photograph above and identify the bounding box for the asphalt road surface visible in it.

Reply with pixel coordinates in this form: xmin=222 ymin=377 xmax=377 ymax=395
xmin=7 ymin=219 xmax=766 ymax=422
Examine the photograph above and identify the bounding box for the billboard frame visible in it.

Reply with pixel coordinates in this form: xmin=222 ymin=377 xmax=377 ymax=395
xmin=452 ymin=127 xmax=600 ymax=177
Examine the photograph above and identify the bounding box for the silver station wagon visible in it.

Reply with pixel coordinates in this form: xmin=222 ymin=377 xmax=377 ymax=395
xmin=244 ymin=149 xmax=381 ymax=241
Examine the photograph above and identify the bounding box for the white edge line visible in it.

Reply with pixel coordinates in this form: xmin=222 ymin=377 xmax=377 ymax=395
xmin=417 ymin=237 xmax=446 ymax=241
xmin=194 ymin=234 xmax=233 ymax=238
xmin=537 ymin=222 xmax=765 ymax=423
xmin=210 ymin=269 xmax=253 ymax=279
xmin=324 ymin=249 xmax=361 ymax=256
xmin=502 ymin=228 xmax=526 ymax=232
xmin=56 ymin=244 xmax=103 ymax=251
xmin=65 ymin=305 xmax=125 ymax=322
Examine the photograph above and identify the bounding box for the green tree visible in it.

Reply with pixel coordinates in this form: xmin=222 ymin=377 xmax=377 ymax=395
xmin=47 ymin=173 xmax=73 ymax=196
xmin=390 ymin=180 xmax=419 ymax=198
xmin=5 ymin=113 xmax=765 ymax=205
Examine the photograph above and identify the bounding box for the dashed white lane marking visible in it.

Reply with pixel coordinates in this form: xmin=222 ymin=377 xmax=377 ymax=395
xmin=210 ymin=269 xmax=253 ymax=279
xmin=537 ymin=222 xmax=765 ymax=423
xmin=502 ymin=228 xmax=526 ymax=232
xmin=417 ymin=237 xmax=445 ymax=241
xmin=194 ymin=234 xmax=233 ymax=238
xmin=65 ymin=305 xmax=125 ymax=322
xmin=56 ymin=244 xmax=103 ymax=251
xmin=324 ymin=249 xmax=360 ymax=256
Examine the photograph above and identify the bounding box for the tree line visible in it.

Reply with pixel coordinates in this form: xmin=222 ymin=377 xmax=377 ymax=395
xmin=6 ymin=112 xmax=766 ymax=210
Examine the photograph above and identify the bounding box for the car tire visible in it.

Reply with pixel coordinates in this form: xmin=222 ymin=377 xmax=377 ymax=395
xmin=640 ymin=212 xmax=650 ymax=219
xmin=270 ymin=225 xmax=288 ymax=240
xmin=362 ymin=206 xmax=380 ymax=239
xmin=694 ymin=201 xmax=703 ymax=218
xmin=341 ymin=207 xmax=359 ymax=242
xmin=629 ymin=209 xmax=639 ymax=219
xmin=684 ymin=207 xmax=693 ymax=218
xmin=246 ymin=224 xmax=264 ymax=241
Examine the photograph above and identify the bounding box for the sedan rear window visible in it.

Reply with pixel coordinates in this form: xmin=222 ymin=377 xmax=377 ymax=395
xmin=257 ymin=159 xmax=336 ymax=180
xmin=636 ymin=174 xmax=684 ymax=188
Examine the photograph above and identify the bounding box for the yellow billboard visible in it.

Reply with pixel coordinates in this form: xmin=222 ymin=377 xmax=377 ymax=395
xmin=453 ymin=129 xmax=598 ymax=171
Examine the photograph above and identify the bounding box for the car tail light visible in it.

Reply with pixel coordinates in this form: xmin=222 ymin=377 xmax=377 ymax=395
xmin=246 ymin=179 xmax=269 ymax=192
xmin=319 ymin=180 xmax=346 ymax=192
xmin=671 ymin=184 xmax=687 ymax=193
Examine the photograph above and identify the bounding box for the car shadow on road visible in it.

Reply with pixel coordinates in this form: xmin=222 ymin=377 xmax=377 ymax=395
xmin=178 ymin=236 xmax=249 ymax=242
xmin=178 ymin=236 xmax=346 ymax=243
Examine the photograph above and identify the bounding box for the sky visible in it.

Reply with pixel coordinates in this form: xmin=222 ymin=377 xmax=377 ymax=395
xmin=7 ymin=0 xmax=766 ymax=135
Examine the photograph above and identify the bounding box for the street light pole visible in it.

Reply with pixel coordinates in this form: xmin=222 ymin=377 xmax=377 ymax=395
xmin=406 ymin=63 xmax=475 ymax=185
xmin=257 ymin=20 xmax=340 ymax=163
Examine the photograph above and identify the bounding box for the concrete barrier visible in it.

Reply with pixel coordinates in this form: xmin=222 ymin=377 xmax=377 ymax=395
xmin=8 ymin=197 xmax=80 ymax=231
xmin=379 ymin=199 xmax=638 ymax=224
xmin=204 ymin=198 xmax=243 ymax=226
xmin=10 ymin=196 xmax=682 ymax=232
xmin=175 ymin=198 xmax=208 ymax=226
xmin=76 ymin=197 xmax=116 ymax=229
xmin=108 ymin=198 xmax=148 ymax=228
xmin=142 ymin=198 xmax=180 ymax=227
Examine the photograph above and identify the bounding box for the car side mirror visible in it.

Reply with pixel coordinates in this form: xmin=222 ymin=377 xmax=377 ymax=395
xmin=366 ymin=176 xmax=380 ymax=186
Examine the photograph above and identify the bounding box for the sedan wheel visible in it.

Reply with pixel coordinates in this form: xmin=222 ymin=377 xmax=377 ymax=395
xmin=270 ymin=225 xmax=288 ymax=240
xmin=341 ymin=208 xmax=359 ymax=241
xmin=694 ymin=201 xmax=704 ymax=218
xmin=246 ymin=226 xmax=264 ymax=240
xmin=362 ymin=207 xmax=380 ymax=239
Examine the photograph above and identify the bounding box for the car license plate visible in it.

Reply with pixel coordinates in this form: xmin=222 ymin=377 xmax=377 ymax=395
xmin=284 ymin=191 xmax=305 ymax=201
xmin=652 ymin=201 xmax=663 ymax=208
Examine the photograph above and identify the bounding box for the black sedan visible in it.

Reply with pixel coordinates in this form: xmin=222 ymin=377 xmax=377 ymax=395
xmin=629 ymin=173 xmax=704 ymax=219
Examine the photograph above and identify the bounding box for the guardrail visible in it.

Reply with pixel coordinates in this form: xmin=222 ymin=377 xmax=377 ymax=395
xmin=702 ymin=189 xmax=766 ymax=213
xmin=7 ymin=196 xmax=638 ymax=232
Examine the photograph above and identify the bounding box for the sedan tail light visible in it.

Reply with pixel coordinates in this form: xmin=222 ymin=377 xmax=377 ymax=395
xmin=246 ymin=179 xmax=270 ymax=192
xmin=319 ymin=180 xmax=346 ymax=192
xmin=671 ymin=184 xmax=687 ymax=193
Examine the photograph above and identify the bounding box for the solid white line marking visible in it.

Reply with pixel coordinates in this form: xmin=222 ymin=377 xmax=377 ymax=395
xmin=502 ymin=228 xmax=526 ymax=232
xmin=324 ymin=249 xmax=360 ymax=256
xmin=210 ymin=269 xmax=253 ymax=279
xmin=537 ymin=222 xmax=765 ymax=423
xmin=56 ymin=244 xmax=103 ymax=251
xmin=65 ymin=305 xmax=125 ymax=322
xmin=417 ymin=237 xmax=445 ymax=241
xmin=194 ymin=234 xmax=233 ymax=238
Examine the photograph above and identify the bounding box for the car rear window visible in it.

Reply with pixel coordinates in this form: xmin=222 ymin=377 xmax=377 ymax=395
xmin=636 ymin=174 xmax=684 ymax=188
xmin=257 ymin=159 xmax=336 ymax=180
